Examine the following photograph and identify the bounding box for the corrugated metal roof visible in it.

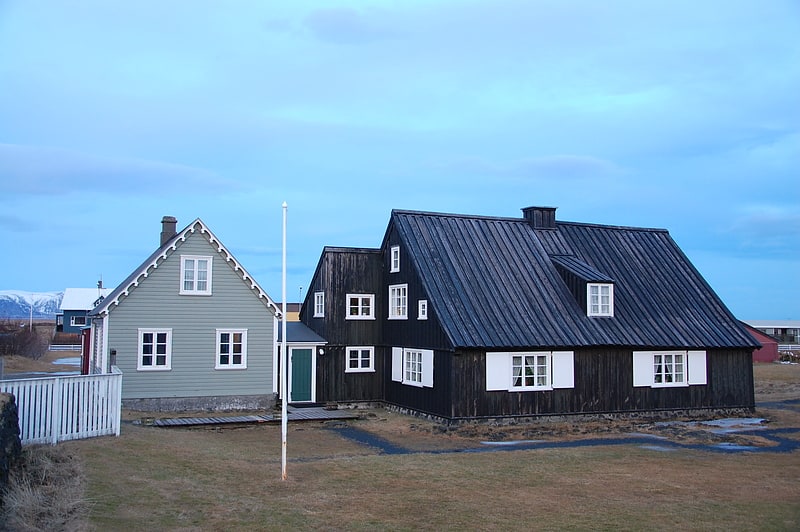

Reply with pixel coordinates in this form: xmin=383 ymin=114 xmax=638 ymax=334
xmin=391 ymin=209 xmax=758 ymax=350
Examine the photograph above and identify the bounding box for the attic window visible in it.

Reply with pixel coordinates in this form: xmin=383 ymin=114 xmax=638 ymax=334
xmin=180 ymin=255 xmax=212 ymax=295
xmin=390 ymin=246 xmax=400 ymax=273
xmin=587 ymin=283 xmax=614 ymax=317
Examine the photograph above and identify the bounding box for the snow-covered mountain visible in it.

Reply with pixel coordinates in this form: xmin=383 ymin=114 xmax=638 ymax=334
xmin=0 ymin=290 xmax=64 ymax=319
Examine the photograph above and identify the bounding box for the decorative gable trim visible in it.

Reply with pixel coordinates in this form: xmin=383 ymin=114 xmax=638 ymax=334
xmin=92 ymin=219 xmax=281 ymax=318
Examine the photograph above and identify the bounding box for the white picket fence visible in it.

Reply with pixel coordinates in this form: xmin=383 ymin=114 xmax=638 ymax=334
xmin=0 ymin=367 xmax=123 ymax=445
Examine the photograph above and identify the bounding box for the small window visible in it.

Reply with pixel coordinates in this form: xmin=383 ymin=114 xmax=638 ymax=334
xmin=587 ymin=283 xmax=613 ymax=317
xmin=70 ymin=315 xmax=87 ymax=327
xmin=389 ymin=284 xmax=408 ymax=319
xmin=138 ymin=328 xmax=172 ymax=371
xmin=346 ymin=346 xmax=374 ymax=373
xmin=346 ymin=294 xmax=375 ymax=320
xmin=216 ymin=329 xmax=247 ymax=369
xmin=314 ymin=292 xmax=325 ymax=317
xmin=418 ymin=300 xmax=428 ymax=320
xmin=180 ymin=255 xmax=213 ymax=295
xmin=511 ymin=354 xmax=550 ymax=389
xmin=390 ymin=246 xmax=400 ymax=273
xmin=404 ymin=350 xmax=423 ymax=385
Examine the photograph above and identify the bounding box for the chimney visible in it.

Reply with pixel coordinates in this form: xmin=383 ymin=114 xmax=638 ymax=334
xmin=160 ymin=216 xmax=178 ymax=246
xmin=521 ymin=206 xmax=557 ymax=229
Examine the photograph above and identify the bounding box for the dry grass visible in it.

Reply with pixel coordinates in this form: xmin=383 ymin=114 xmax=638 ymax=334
xmin=1 ymin=445 xmax=89 ymax=531
xmin=5 ymin=362 xmax=800 ymax=530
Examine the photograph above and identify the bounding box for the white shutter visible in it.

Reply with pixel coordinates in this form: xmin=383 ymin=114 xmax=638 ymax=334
xmin=486 ymin=352 xmax=510 ymax=391
xmin=551 ymin=351 xmax=574 ymax=389
xmin=632 ymin=351 xmax=653 ymax=387
xmin=422 ymin=349 xmax=434 ymax=388
xmin=687 ymin=350 xmax=707 ymax=385
xmin=391 ymin=347 xmax=403 ymax=382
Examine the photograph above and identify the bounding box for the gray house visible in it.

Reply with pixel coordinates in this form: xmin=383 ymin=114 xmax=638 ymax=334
xmin=88 ymin=216 xmax=282 ymax=411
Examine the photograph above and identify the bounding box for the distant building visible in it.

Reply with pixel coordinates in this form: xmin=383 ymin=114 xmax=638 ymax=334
xmin=741 ymin=323 xmax=779 ymax=363
xmin=743 ymin=321 xmax=800 ymax=347
xmin=57 ymin=287 xmax=111 ymax=334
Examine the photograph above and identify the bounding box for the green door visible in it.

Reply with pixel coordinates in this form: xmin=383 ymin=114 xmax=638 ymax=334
xmin=291 ymin=348 xmax=313 ymax=402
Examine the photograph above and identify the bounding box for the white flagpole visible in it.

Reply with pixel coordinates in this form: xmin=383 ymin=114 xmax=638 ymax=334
xmin=281 ymin=201 xmax=288 ymax=480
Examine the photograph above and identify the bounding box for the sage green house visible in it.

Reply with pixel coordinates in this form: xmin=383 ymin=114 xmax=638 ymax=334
xmin=88 ymin=216 xmax=281 ymax=411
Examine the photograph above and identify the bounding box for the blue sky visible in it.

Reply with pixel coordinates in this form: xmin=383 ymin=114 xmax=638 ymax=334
xmin=1 ymin=1 xmax=797 ymax=320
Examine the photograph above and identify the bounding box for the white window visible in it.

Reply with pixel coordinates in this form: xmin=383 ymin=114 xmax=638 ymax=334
xmin=587 ymin=283 xmax=613 ymax=317
xmin=314 ymin=291 xmax=325 ymax=317
xmin=216 ymin=329 xmax=247 ymax=369
xmin=346 ymin=294 xmax=375 ymax=320
xmin=390 ymin=246 xmax=400 ymax=273
xmin=418 ymin=299 xmax=428 ymax=320
xmin=486 ymin=351 xmax=575 ymax=391
xmin=70 ymin=315 xmax=87 ymax=327
xmin=391 ymin=347 xmax=434 ymax=388
xmin=346 ymin=346 xmax=375 ymax=373
xmin=137 ymin=328 xmax=172 ymax=371
xmin=180 ymin=255 xmax=212 ymax=295
xmin=633 ymin=350 xmax=707 ymax=388
xmin=389 ymin=284 xmax=408 ymax=319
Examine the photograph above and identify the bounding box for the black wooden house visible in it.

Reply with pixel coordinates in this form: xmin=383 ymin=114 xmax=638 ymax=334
xmin=299 ymin=206 xmax=759 ymax=421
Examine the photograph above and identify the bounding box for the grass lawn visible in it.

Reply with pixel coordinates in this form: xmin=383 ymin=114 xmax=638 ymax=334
xmin=18 ymin=363 xmax=800 ymax=530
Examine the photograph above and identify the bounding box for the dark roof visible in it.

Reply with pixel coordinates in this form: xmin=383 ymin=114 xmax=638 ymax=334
xmin=278 ymin=321 xmax=327 ymax=344
xmin=391 ymin=209 xmax=758 ymax=350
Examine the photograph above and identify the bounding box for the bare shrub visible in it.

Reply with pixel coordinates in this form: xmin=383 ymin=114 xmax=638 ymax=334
xmin=0 ymin=445 xmax=89 ymax=531
xmin=0 ymin=321 xmax=47 ymax=360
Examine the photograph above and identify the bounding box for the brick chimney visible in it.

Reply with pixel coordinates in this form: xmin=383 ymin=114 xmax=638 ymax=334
xmin=521 ymin=206 xmax=557 ymax=229
xmin=160 ymin=216 xmax=178 ymax=246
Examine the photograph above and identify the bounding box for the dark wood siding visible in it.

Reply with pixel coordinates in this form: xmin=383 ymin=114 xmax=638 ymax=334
xmin=450 ymin=348 xmax=754 ymax=419
xmin=316 ymin=346 xmax=383 ymax=402
xmin=384 ymin=347 xmax=453 ymax=418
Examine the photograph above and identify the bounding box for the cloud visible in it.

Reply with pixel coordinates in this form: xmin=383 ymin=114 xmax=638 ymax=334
xmin=0 ymin=144 xmax=242 ymax=197
xmin=435 ymin=155 xmax=625 ymax=181
xmin=0 ymin=214 xmax=38 ymax=233
xmin=726 ymin=206 xmax=800 ymax=258
xmin=304 ymin=8 xmax=398 ymax=44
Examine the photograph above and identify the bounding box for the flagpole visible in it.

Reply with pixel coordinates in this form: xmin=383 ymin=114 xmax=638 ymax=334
xmin=281 ymin=201 xmax=288 ymax=480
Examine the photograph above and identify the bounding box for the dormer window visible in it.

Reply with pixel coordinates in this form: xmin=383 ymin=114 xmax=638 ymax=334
xmin=587 ymin=283 xmax=614 ymax=317
xmin=390 ymin=246 xmax=400 ymax=273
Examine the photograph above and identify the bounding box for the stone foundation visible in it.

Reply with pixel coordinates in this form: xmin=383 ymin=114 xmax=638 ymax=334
xmin=122 ymin=393 xmax=277 ymax=413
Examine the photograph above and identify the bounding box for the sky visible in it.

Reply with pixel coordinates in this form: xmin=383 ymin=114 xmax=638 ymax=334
xmin=0 ymin=1 xmax=798 ymax=320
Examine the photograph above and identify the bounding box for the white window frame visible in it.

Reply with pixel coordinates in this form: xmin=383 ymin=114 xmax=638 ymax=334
xmin=418 ymin=299 xmax=428 ymax=320
xmin=346 ymin=294 xmax=375 ymax=320
xmin=587 ymin=283 xmax=614 ymax=317
xmin=390 ymin=245 xmax=400 ymax=273
xmin=391 ymin=347 xmax=434 ymax=388
xmin=137 ymin=328 xmax=172 ymax=371
xmin=70 ymin=315 xmax=87 ymax=327
xmin=486 ymin=351 xmax=575 ymax=392
xmin=215 ymin=328 xmax=248 ymax=369
xmin=389 ymin=284 xmax=408 ymax=320
xmin=314 ymin=291 xmax=325 ymax=317
xmin=633 ymin=350 xmax=707 ymax=388
xmin=346 ymin=346 xmax=375 ymax=373
xmin=180 ymin=255 xmax=213 ymax=295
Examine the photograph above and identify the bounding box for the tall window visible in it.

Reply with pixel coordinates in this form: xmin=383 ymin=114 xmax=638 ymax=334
xmin=346 ymin=294 xmax=375 ymax=320
xmin=346 ymin=346 xmax=374 ymax=373
xmin=587 ymin=283 xmax=613 ymax=316
xmin=216 ymin=329 xmax=247 ymax=369
xmin=138 ymin=328 xmax=172 ymax=371
xmin=390 ymin=246 xmax=400 ymax=273
xmin=389 ymin=284 xmax=408 ymax=319
xmin=314 ymin=291 xmax=325 ymax=317
xmin=180 ymin=255 xmax=212 ymax=295
xmin=404 ymin=349 xmax=423 ymax=384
